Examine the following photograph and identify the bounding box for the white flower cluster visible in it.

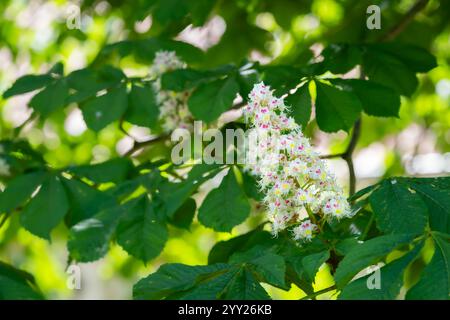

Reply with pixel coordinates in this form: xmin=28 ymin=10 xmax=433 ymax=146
xmin=243 ymin=82 xmax=353 ymax=242
xmin=150 ymin=51 xmax=193 ymax=132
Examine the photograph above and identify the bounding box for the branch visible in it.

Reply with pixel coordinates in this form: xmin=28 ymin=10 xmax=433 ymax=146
xmin=299 ymin=285 xmax=337 ymax=300
xmin=124 ymin=135 xmax=169 ymax=157
xmin=380 ymin=0 xmax=429 ymax=41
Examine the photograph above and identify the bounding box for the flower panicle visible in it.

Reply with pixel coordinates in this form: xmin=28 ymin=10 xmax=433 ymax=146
xmin=243 ymin=82 xmax=353 ymax=242
xmin=150 ymin=51 xmax=193 ymax=132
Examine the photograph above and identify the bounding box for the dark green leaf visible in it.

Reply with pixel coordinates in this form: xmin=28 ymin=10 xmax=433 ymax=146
xmin=286 ymin=83 xmax=312 ymax=128
xmin=334 ymin=233 xmax=416 ymax=288
xmin=62 ymin=178 xmax=116 ymax=226
xmin=321 ymin=44 xmax=362 ymax=74
xmin=315 ymin=81 xmax=362 ymax=132
xmin=29 ymin=79 xmax=69 ymax=117
xmin=20 ymin=175 xmax=69 ymax=240
xmin=0 ymin=171 xmax=46 ymax=213
xmin=3 ymin=74 xmax=53 ymax=98
xmin=188 ymin=76 xmax=239 ymax=122
xmin=301 ymin=251 xmax=330 ymax=283
xmin=68 ymin=158 xmax=133 ymax=184
xmin=369 ymin=179 xmax=428 ymax=235
xmin=406 ymin=232 xmax=450 ymax=300
xmin=362 ymin=50 xmax=418 ymax=96
xmin=81 ymin=85 xmax=128 ymax=131
xmin=198 ymin=168 xmax=250 ymax=232
xmin=125 ymin=84 xmax=159 ymax=128
xmin=0 ymin=261 xmax=43 ymax=300
xmin=116 ymin=196 xmax=168 ymax=263
xmin=68 ymin=206 xmax=124 ymax=262
xmin=332 ymin=79 xmax=400 ymax=117
xmin=339 ymin=241 xmax=424 ymax=300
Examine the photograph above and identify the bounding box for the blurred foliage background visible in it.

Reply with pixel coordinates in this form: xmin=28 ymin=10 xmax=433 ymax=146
xmin=0 ymin=0 xmax=448 ymax=299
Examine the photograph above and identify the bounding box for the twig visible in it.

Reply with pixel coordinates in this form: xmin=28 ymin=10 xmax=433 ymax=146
xmin=299 ymin=285 xmax=337 ymax=300
xmin=124 ymin=135 xmax=169 ymax=157
xmin=379 ymin=0 xmax=429 ymax=41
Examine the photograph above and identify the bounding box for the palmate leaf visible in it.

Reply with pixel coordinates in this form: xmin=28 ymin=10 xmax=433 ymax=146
xmin=2 ymin=74 xmax=54 ymax=98
xmin=20 ymin=174 xmax=69 ymax=240
xmin=68 ymin=206 xmax=124 ymax=262
xmin=133 ymin=249 xmax=285 ymax=300
xmin=314 ymin=81 xmax=362 ymax=132
xmin=334 ymin=233 xmax=416 ymax=288
xmin=285 ymin=82 xmax=312 ymax=128
xmin=188 ymin=76 xmax=240 ymax=123
xmin=406 ymin=232 xmax=450 ymax=300
xmin=0 ymin=261 xmax=44 ymax=300
xmin=0 ymin=171 xmax=46 ymax=213
xmin=81 ymin=85 xmax=128 ymax=132
xmin=369 ymin=179 xmax=428 ymax=235
xmin=125 ymin=83 xmax=159 ymax=128
xmin=68 ymin=158 xmax=134 ymax=184
xmin=331 ymin=79 xmax=401 ymax=117
xmin=28 ymin=79 xmax=69 ymax=117
xmin=339 ymin=240 xmax=424 ymax=300
xmin=116 ymin=196 xmax=168 ymax=263
xmin=198 ymin=168 xmax=251 ymax=232
xmin=157 ymin=164 xmax=222 ymax=218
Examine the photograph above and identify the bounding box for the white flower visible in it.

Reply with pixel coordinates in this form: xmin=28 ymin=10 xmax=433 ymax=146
xmin=243 ymin=82 xmax=352 ymax=239
xmin=150 ymin=51 xmax=193 ymax=133
xmin=0 ymin=158 xmax=10 ymax=176
xmin=293 ymin=220 xmax=317 ymax=241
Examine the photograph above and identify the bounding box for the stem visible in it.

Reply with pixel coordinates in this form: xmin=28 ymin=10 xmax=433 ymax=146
xmin=299 ymin=285 xmax=337 ymax=300
xmin=124 ymin=135 xmax=169 ymax=157
xmin=379 ymin=0 xmax=429 ymax=42
xmin=360 ymin=211 xmax=375 ymax=241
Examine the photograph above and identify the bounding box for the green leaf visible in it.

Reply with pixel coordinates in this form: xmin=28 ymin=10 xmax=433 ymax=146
xmin=20 ymin=175 xmax=69 ymax=240
xmin=408 ymin=178 xmax=450 ymax=233
xmin=161 ymin=66 xmax=235 ymax=92
xmin=198 ymin=168 xmax=250 ymax=232
xmin=3 ymin=74 xmax=53 ymax=98
xmin=301 ymin=251 xmax=330 ymax=283
xmin=62 ymin=178 xmax=116 ymax=226
xmin=179 ymin=266 xmax=270 ymax=300
xmin=116 ymin=196 xmax=168 ymax=263
xmin=241 ymin=170 xmax=264 ymax=201
xmin=81 ymin=85 xmax=128 ymax=131
xmin=68 ymin=205 xmax=124 ymax=262
xmin=29 ymin=79 xmax=69 ymax=117
xmin=321 ymin=43 xmax=362 ymax=74
xmin=230 ymin=247 xmax=287 ymax=289
xmin=334 ymin=233 xmax=416 ymax=288
xmin=0 ymin=171 xmax=46 ymax=213
xmin=259 ymin=65 xmax=302 ymax=95
xmin=0 ymin=261 xmax=44 ymax=300
xmin=68 ymin=158 xmax=133 ymax=184
xmin=133 ymin=263 xmax=228 ymax=300
xmin=406 ymin=233 xmax=450 ymax=300
xmin=369 ymin=179 xmax=428 ymax=235
xmin=339 ymin=241 xmax=424 ymax=300
xmin=208 ymin=227 xmax=273 ymax=264
xmin=332 ymin=79 xmax=400 ymax=117
xmin=362 ymin=49 xmax=418 ymax=97
xmin=168 ymin=197 xmax=196 ymax=230
xmin=367 ymin=43 xmax=437 ymax=73
xmin=125 ymin=83 xmax=159 ymax=128
xmin=188 ymin=76 xmax=239 ymax=122
xmin=158 ymin=164 xmax=221 ymax=218
xmin=285 ymin=83 xmax=312 ymax=128
xmin=315 ymin=81 xmax=362 ymax=132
